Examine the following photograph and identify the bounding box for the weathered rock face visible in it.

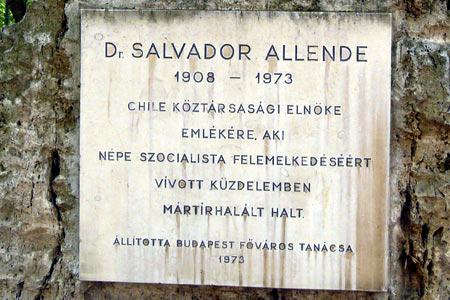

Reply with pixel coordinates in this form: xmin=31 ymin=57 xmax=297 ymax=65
xmin=0 ymin=0 xmax=448 ymax=299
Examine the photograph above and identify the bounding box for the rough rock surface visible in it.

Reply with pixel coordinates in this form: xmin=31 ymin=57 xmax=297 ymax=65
xmin=0 ymin=0 xmax=448 ymax=299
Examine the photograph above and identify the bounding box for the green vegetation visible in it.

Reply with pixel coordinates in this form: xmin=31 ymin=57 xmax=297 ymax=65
xmin=0 ymin=0 xmax=16 ymax=27
xmin=1 ymin=0 xmax=32 ymax=27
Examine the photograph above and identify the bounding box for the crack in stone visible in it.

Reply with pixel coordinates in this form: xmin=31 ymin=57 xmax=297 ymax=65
xmin=29 ymin=180 xmax=34 ymax=207
xmin=33 ymin=244 xmax=62 ymax=300
xmin=49 ymin=150 xmax=62 ymax=222
xmin=33 ymin=149 xmax=66 ymax=300
xmin=15 ymin=281 xmax=24 ymax=299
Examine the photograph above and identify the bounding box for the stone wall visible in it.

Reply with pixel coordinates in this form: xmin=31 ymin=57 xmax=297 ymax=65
xmin=0 ymin=0 xmax=448 ymax=299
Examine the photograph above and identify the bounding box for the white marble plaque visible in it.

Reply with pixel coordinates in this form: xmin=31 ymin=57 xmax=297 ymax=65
xmin=80 ymin=10 xmax=391 ymax=291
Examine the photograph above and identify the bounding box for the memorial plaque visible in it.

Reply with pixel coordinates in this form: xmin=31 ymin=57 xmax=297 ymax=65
xmin=80 ymin=10 xmax=391 ymax=291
